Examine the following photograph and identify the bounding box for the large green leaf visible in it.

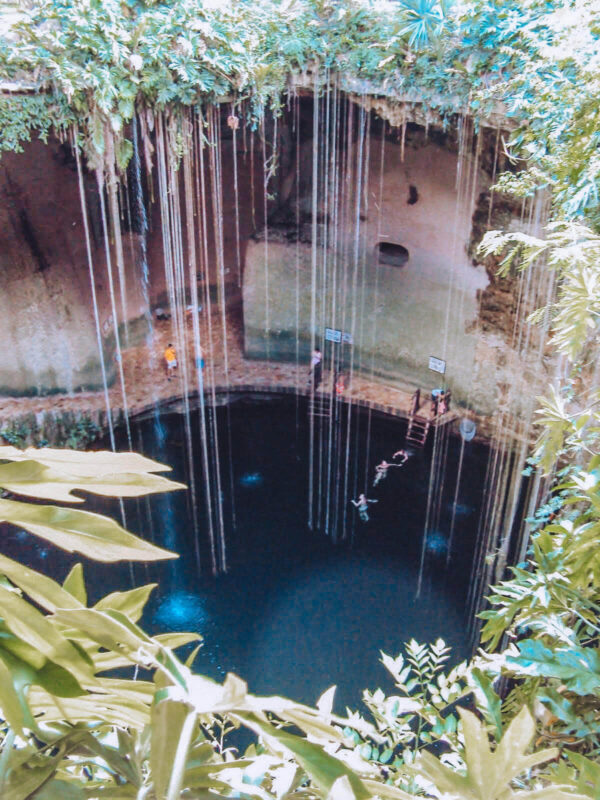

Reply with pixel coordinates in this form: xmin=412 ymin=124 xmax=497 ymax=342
xmin=27 ymin=684 xmax=151 ymax=728
xmin=471 ymin=667 xmax=503 ymax=740
xmin=0 ymin=447 xmax=178 ymax=477
xmin=94 ymin=584 xmax=157 ymax=622
xmin=0 ymin=649 xmax=36 ymax=734
xmin=3 ymin=758 xmax=62 ymax=800
xmin=508 ymin=640 xmax=600 ymax=695
xmin=563 ymin=752 xmax=600 ymax=799
xmin=75 ymin=731 xmax=141 ymax=788
xmin=0 ymin=584 xmax=94 ymax=684
xmin=62 ymin=563 xmax=87 ymax=605
xmin=235 ymin=710 xmax=371 ymax=800
xmin=415 ymin=707 xmax=559 ymax=800
xmin=92 ymin=631 xmax=200 ymax=673
xmin=34 ymin=780 xmax=85 ymax=800
xmin=0 ymin=459 xmax=186 ymax=503
xmin=151 ymin=692 xmax=197 ymax=800
xmin=0 ymin=551 xmax=82 ymax=613
xmin=52 ymin=608 xmax=190 ymax=688
xmin=0 ymin=498 xmax=176 ymax=562
xmin=361 ymin=780 xmax=414 ymax=799
xmin=80 ymin=789 xmax=137 ymax=798
xmin=2 ymin=730 xmax=92 ymax=800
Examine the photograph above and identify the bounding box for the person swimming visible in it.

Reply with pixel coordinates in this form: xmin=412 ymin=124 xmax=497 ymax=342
xmin=373 ymin=459 xmax=403 ymax=486
xmin=350 ymin=493 xmax=378 ymax=522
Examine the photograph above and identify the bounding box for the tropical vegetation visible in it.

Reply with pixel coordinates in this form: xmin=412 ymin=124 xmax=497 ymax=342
xmin=1 ymin=0 xmax=600 ymax=797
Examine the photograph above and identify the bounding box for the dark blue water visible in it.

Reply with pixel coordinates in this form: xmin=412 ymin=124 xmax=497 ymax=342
xmin=2 ymin=397 xmax=489 ymax=711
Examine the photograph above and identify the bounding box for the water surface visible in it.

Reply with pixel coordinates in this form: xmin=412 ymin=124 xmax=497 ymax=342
xmin=3 ymin=397 xmax=489 ymax=710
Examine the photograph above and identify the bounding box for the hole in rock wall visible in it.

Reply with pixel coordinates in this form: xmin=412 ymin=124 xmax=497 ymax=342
xmin=376 ymin=241 xmax=409 ymax=268
xmin=407 ymin=184 xmax=419 ymax=205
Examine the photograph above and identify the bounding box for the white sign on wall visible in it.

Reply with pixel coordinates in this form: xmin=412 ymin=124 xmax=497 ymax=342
xmin=428 ymin=356 xmax=446 ymax=374
xmin=325 ymin=327 xmax=353 ymax=344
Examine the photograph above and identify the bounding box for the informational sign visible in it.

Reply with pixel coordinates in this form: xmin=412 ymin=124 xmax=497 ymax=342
xmin=325 ymin=327 xmax=353 ymax=344
xmin=428 ymin=355 xmax=446 ymax=374
xmin=325 ymin=327 xmax=342 ymax=343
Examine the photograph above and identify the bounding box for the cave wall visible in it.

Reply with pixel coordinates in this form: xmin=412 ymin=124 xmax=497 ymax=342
xmin=242 ymin=110 xmax=551 ymax=415
xmin=0 ymin=138 xmax=119 ymax=395
xmin=243 ymin=128 xmax=506 ymax=411
xmin=0 ymin=118 xmax=270 ymax=397
xmin=0 ymin=103 xmax=548 ymax=416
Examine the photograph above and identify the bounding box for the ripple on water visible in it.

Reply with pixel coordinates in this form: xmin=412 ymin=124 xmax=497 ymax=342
xmin=238 ymin=471 xmax=264 ymax=488
xmin=153 ymin=591 xmax=210 ymax=631
xmin=425 ymin=531 xmax=448 ymax=556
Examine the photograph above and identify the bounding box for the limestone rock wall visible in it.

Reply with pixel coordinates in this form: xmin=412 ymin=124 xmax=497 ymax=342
xmin=0 ymin=123 xmax=266 ymax=397
xmin=0 ymin=104 xmax=549 ymax=418
xmin=245 ymin=135 xmax=493 ymax=412
xmin=243 ymin=126 xmax=550 ymax=416
xmin=0 ymin=138 xmax=116 ymax=395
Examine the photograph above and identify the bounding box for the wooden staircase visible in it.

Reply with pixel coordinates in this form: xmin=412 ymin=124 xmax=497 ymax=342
xmin=405 ymin=414 xmax=431 ymax=447
xmin=308 ymin=394 xmax=331 ymax=418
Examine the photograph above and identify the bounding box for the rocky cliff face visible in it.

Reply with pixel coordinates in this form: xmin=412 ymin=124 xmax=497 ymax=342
xmin=0 ymin=103 xmax=549 ymax=419
xmin=0 ymin=138 xmax=116 ymax=395
xmin=242 ymin=107 xmax=550 ymax=416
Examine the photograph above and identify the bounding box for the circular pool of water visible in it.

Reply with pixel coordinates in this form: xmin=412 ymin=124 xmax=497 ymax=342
xmin=3 ymin=395 xmax=489 ymax=710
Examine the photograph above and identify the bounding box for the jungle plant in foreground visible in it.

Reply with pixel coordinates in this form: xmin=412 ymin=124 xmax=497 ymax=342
xmin=0 ymin=446 xmax=379 ymax=799
xmin=0 ymin=445 xmax=593 ymax=799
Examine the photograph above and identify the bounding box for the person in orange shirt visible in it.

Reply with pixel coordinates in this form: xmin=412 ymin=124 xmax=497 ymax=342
xmin=164 ymin=344 xmax=177 ymax=379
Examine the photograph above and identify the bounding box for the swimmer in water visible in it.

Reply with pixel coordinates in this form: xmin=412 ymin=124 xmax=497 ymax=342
xmin=373 ymin=459 xmax=403 ymax=487
xmin=392 ymin=449 xmax=410 ymax=465
xmin=350 ymin=493 xmax=378 ymax=522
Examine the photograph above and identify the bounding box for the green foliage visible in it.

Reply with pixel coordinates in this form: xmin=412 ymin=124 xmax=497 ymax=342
xmin=3 ymin=0 xmax=600 ymax=794
xmin=347 ymin=640 xmax=502 ymax=790
xmin=0 ymin=448 xmax=597 ymax=798
xmin=479 ymin=223 xmax=600 ymax=472
xmin=0 ymin=447 xmax=386 ymax=799
xmin=0 ymin=411 xmax=103 ymax=450
xmin=0 ymin=0 xmax=598 ymax=228
xmin=477 ymin=217 xmax=600 ymax=762
xmin=0 ymin=446 xmax=184 ymax=561
xmin=0 ymin=94 xmax=73 ymax=154
xmin=397 ymin=0 xmax=450 ymax=50
xmin=413 ymin=706 xmax=582 ymax=800
xmin=0 ymin=552 xmax=378 ymax=798
xmin=0 ymin=0 xmax=579 ymax=174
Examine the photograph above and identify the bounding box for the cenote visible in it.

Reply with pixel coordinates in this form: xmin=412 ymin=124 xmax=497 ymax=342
xmin=5 ymin=395 xmax=491 ymax=711
xmin=2 ymin=2 xmax=598 ymax=791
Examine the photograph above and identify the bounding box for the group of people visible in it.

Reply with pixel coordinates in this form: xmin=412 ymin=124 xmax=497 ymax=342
xmin=350 ymin=448 xmax=411 ymax=522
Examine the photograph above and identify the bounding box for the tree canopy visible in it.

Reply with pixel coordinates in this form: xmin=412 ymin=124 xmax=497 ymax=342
xmin=1 ymin=0 xmax=600 ymax=225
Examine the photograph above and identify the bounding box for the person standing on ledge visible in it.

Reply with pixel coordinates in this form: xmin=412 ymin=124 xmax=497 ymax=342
xmin=164 ymin=343 xmax=177 ymax=380
xmin=308 ymin=347 xmax=322 ymax=393
xmin=350 ymin=493 xmax=378 ymax=522
xmin=431 ymin=387 xmax=447 ymax=416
